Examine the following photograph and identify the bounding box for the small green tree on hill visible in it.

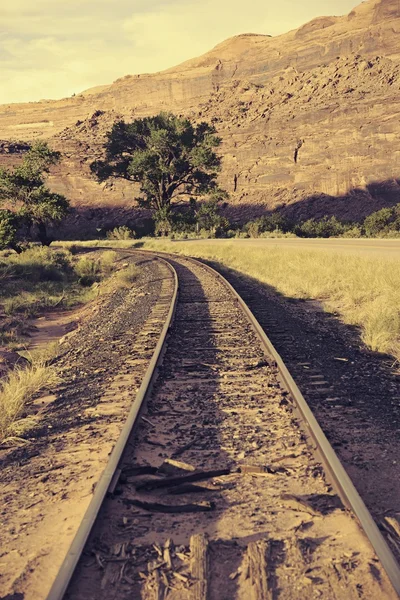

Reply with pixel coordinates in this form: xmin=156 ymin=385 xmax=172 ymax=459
xmin=90 ymin=112 xmax=227 ymax=230
xmin=0 ymin=141 xmax=69 ymax=250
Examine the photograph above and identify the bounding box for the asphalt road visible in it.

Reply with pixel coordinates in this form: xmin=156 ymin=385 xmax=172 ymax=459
xmin=173 ymin=238 xmax=400 ymax=258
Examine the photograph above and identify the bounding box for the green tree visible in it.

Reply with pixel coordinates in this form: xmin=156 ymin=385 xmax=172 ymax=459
xmin=0 ymin=210 xmax=20 ymax=252
xmin=196 ymin=198 xmax=229 ymax=236
xmin=296 ymin=216 xmax=346 ymax=238
xmin=90 ymin=112 xmax=227 ymax=227
xmin=363 ymin=207 xmax=397 ymax=237
xmin=246 ymin=213 xmax=291 ymax=237
xmin=0 ymin=141 xmax=69 ymax=246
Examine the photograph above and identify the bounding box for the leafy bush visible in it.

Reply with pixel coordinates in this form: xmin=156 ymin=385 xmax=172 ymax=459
xmin=296 ymin=216 xmax=346 ymax=238
xmin=0 ymin=246 xmax=72 ymax=282
xmin=246 ymin=213 xmax=291 ymax=238
xmin=106 ymin=226 xmax=136 ymax=240
xmin=0 ymin=210 xmax=19 ymax=251
xmin=342 ymin=226 xmax=363 ymax=238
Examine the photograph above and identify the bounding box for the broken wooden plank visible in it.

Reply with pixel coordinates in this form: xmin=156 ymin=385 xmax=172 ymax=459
xmin=136 ymin=468 xmax=231 ymax=491
xmin=123 ymin=498 xmax=215 ymax=513
xmin=164 ymin=538 xmax=173 ymax=570
xmin=157 ymin=457 xmax=196 ymax=476
xmin=147 ymin=569 xmax=166 ymax=600
xmin=246 ymin=540 xmax=271 ymax=600
xmin=145 ymin=438 xmax=166 ymax=448
xmin=190 ymin=533 xmax=208 ymax=600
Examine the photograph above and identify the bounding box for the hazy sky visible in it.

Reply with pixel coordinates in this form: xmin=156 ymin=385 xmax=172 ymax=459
xmin=0 ymin=0 xmax=359 ymax=105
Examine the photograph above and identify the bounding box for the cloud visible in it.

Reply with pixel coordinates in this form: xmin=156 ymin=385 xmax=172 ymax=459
xmin=0 ymin=0 xmax=359 ymax=104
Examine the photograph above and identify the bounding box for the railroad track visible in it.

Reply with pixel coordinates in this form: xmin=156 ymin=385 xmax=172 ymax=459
xmin=47 ymin=252 xmax=400 ymax=600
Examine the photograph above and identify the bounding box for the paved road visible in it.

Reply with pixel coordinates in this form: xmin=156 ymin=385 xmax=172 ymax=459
xmin=173 ymin=238 xmax=400 ymax=258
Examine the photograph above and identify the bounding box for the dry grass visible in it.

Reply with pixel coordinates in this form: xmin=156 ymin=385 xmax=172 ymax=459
xmin=114 ymin=263 xmax=139 ymax=287
xmin=0 ymin=362 xmax=60 ymax=443
xmin=139 ymin=239 xmax=400 ymax=363
xmin=58 ymin=240 xmax=136 ymax=250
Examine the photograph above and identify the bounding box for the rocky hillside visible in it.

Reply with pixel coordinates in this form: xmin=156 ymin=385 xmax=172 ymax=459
xmin=1 ymin=0 xmax=400 ymax=233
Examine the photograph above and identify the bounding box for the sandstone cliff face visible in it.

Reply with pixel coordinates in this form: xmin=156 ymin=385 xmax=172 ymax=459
xmin=1 ymin=0 xmax=400 ymax=233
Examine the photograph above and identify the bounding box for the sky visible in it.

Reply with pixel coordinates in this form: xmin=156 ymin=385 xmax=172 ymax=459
xmin=0 ymin=0 xmax=360 ymax=105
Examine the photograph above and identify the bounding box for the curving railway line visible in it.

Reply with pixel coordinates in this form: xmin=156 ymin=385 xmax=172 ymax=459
xmin=47 ymin=252 xmax=400 ymax=600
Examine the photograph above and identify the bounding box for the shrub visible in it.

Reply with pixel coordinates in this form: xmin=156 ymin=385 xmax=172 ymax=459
xmin=247 ymin=220 xmax=262 ymax=238
xmin=0 ymin=246 xmax=72 ymax=282
xmin=0 ymin=210 xmax=19 ymax=251
xmin=296 ymin=216 xmax=346 ymax=238
xmin=115 ymin=263 xmax=139 ymax=286
xmin=106 ymin=226 xmax=136 ymax=240
xmin=246 ymin=213 xmax=291 ymax=238
xmin=342 ymin=226 xmax=363 ymax=238
xmin=0 ymin=363 xmax=60 ymax=442
xmin=99 ymin=250 xmax=118 ymax=274
xmin=74 ymin=257 xmax=100 ymax=285
xmin=68 ymin=244 xmax=80 ymax=255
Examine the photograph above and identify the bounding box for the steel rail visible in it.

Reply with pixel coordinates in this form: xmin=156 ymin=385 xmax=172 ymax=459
xmin=139 ymin=249 xmax=400 ymax=597
xmin=46 ymin=248 xmax=400 ymax=598
xmin=46 ymin=256 xmax=179 ymax=600
xmin=189 ymin=255 xmax=400 ymax=597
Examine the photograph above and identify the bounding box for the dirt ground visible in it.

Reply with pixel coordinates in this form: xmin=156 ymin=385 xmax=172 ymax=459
xmin=0 ymin=254 xmax=174 ymax=600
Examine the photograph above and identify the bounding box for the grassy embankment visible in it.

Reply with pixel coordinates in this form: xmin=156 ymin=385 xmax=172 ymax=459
xmin=136 ymin=239 xmax=400 ymax=363
xmin=0 ymin=246 xmax=138 ymax=443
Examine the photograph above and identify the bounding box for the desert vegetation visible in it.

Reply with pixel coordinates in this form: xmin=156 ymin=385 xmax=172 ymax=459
xmin=162 ymin=206 xmax=400 ymax=240
xmin=0 ymin=246 xmax=126 ymax=348
xmin=99 ymin=203 xmax=400 ymax=242
xmin=0 ymin=360 xmax=59 ymax=443
xmin=0 ymin=244 xmax=140 ymax=443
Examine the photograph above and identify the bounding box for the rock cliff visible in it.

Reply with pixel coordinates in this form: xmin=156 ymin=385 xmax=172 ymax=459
xmin=1 ymin=0 xmax=400 ymax=233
